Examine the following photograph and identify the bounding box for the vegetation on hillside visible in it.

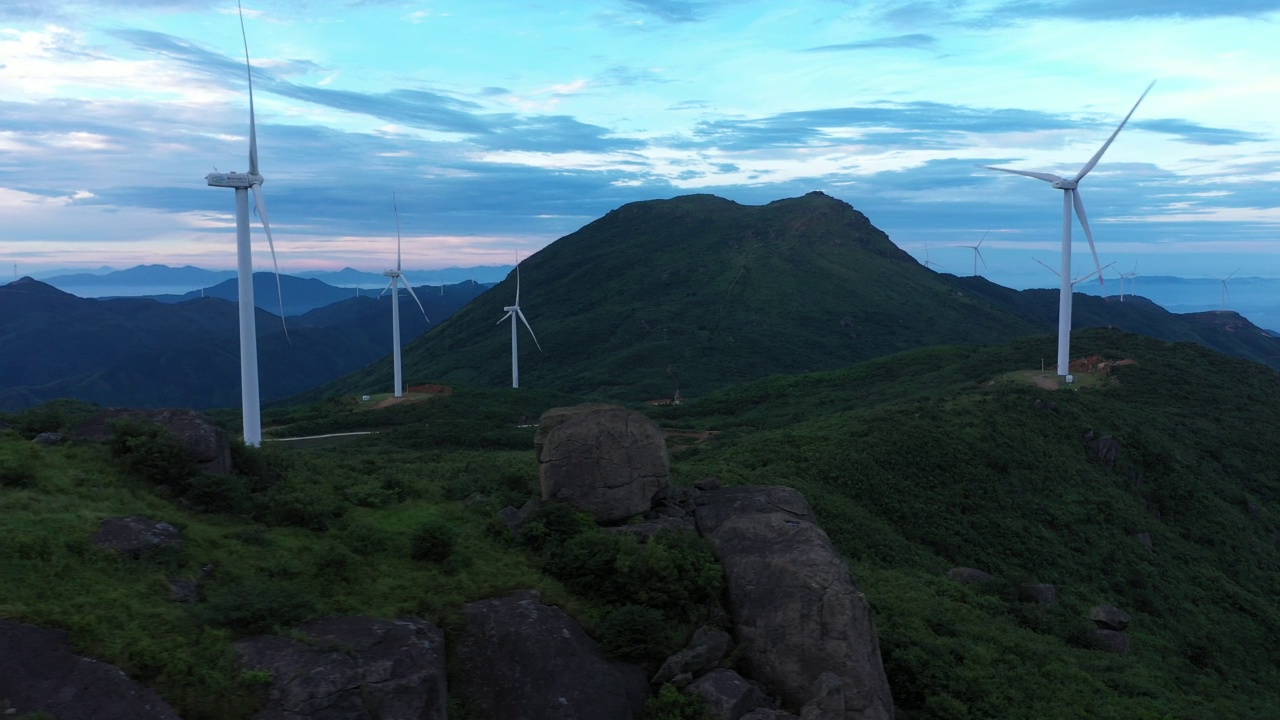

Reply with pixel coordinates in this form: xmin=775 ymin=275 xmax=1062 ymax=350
xmin=2 ymin=327 xmax=1279 ymax=719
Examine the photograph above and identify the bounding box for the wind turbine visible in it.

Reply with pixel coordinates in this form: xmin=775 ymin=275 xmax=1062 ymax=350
xmin=204 ymin=0 xmax=288 ymax=447
xmin=1118 ymin=262 xmax=1138 ymax=301
xmin=497 ymin=261 xmax=542 ymax=388
xmin=1212 ymin=269 xmax=1239 ymax=310
xmin=979 ymin=81 xmax=1154 ymax=378
xmin=921 ymin=243 xmax=944 ymax=271
xmin=956 ymin=231 xmax=988 ymax=276
xmin=380 ymin=194 xmax=429 ymax=398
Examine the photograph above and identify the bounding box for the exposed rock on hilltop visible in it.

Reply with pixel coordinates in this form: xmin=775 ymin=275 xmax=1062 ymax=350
xmin=0 ymin=619 xmax=181 ymax=720
xmin=696 ymin=486 xmax=895 ymax=720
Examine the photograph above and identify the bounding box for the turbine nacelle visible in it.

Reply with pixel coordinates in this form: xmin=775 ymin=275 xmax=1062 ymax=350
xmin=1051 ymin=178 xmax=1078 ymax=190
xmin=382 ymin=269 xmax=401 ymax=278
xmin=206 ymin=171 xmax=259 ymax=189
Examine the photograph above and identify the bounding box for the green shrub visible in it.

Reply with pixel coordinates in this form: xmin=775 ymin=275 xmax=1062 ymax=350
xmin=0 ymin=442 xmax=39 ymax=488
xmin=518 ymin=501 xmax=594 ymax=551
xmin=643 ymin=683 xmax=706 ymax=720
xmin=411 ymin=517 xmax=459 ymax=563
xmin=258 ymin=479 xmax=348 ymax=531
xmin=339 ymin=522 xmax=396 ymax=556
xmin=201 ymin=577 xmax=318 ymax=634
xmin=597 ymin=604 xmax=671 ymax=661
xmin=108 ymin=419 xmax=196 ymax=486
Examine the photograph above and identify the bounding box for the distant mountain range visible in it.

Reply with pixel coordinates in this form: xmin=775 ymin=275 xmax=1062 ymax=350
xmin=39 ymin=264 xmax=512 ymax=298
xmin=315 ymin=192 xmax=1280 ymax=402
xmin=0 ymin=277 xmax=486 ymax=411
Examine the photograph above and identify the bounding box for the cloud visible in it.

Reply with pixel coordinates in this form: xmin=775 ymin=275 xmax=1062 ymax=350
xmin=991 ymin=0 xmax=1280 ymax=21
xmin=620 ymin=0 xmax=715 ymax=23
xmin=1132 ymin=119 xmax=1268 ymax=146
xmin=803 ymin=34 xmax=937 ymax=52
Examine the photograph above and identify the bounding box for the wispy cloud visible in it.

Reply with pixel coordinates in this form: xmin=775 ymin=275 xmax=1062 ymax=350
xmin=803 ymin=33 xmax=937 ymax=52
xmin=1132 ymin=119 xmax=1268 ymax=146
xmin=620 ymin=0 xmax=715 ymax=23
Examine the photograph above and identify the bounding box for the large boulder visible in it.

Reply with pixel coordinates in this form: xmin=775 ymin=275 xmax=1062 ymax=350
xmin=72 ymin=408 xmax=233 ymax=475
xmin=92 ymin=516 xmax=182 ymax=557
xmin=946 ymin=567 xmax=995 ymax=585
xmin=653 ymin=626 xmax=734 ymax=684
xmin=695 ymin=486 xmax=894 ymax=720
xmin=456 ymin=589 xmax=647 ymax=720
xmin=684 ymin=668 xmax=769 ymax=720
xmin=237 ymin=615 xmax=447 ymax=720
xmin=1089 ymin=605 xmax=1132 ymax=631
xmin=538 ymin=404 xmax=670 ymax=524
xmin=0 ymin=619 xmax=180 ymax=720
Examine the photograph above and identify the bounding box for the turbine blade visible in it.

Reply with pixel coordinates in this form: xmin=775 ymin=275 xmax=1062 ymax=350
xmin=250 ymin=183 xmax=288 ymax=339
xmin=1033 ymin=258 xmax=1059 ymax=276
xmin=977 ymin=165 xmax=1064 ymax=184
xmin=976 ymin=249 xmax=987 ymax=269
xmin=1071 ymin=189 xmax=1104 ymax=286
xmin=1073 ymin=80 xmax=1155 ymax=183
xmin=393 ymin=192 xmax=402 ymax=272
xmin=515 ymin=263 xmax=521 ymax=305
xmin=400 ymin=275 xmax=429 ymax=322
xmin=516 ymin=309 xmax=543 ymax=352
xmin=497 ymin=311 xmax=512 ymax=325
xmin=976 ymin=229 xmax=989 ymax=248
xmin=238 ymin=0 xmax=258 ymax=177
xmin=1227 ymin=267 xmax=1240 ymax=280
xmin=380 ymin=278 xmax=394 ymax=298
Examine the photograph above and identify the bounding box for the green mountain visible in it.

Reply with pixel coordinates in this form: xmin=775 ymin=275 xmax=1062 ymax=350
xmin=317 ymin=192 xmax=1280 ymax=402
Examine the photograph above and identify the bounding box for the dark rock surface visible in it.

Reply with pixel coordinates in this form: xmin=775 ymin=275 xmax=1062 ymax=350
xmin=1083 ymin=430 xmax=1122 ymax=470
xmin=72 ymin=408 xmax=233 ymax=475
xmin=653 ymin=626 xmax=734 ymax=684
xmin=946 ymin=567 xmax=995 ymax=585
xmin=696 ymin=486 xmax=894 ymax=720
xmin=456 ymin=589 xmax=647 ymax=720
xmin=1094 ymin=629 xmax=1131 ymax=654
xmin=685 ymin=668 xmax=770 ymax=720
xmin=538 ymin=404 xmax=670 ymax=524
xmin=92 ymin=516 xmax=182 ymax=557
xmin=1018 ymin=583 xmax=1057 ymax=606
xmin=33 ymin=431 xmax=65 ymax=446
xmin=1090 ymin=605 xmax=1132 ymax=631
xmin=237 ymin=615 xmax=447 ymax=720
xmin=0 ymin=619 xmax=180 ymax=720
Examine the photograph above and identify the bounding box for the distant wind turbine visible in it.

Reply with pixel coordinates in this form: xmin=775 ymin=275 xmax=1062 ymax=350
xmin=979 ymin=81 xmax=1154 ymax=378
xmin=497 ymin=261 xmax=542 ymax=388
xmin=203 ymin=0 xmax=289 ymax=447
xmin=381 ymin=194 xmax=429 ymax=398
xmin=956 ymin=231 xmax=988 ymax=276
xmin=1118 ymin=262 xmax=1138 ymax=301
xmin=921 ymin=243 xmax=944 ymax=271
xmin=1212 ymin=269 xmax=1239 ymax=310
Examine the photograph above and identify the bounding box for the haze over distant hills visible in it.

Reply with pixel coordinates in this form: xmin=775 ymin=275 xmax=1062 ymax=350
xmin=0 ymin=277 xmax=486 ymax=411
xmin=39 ymin=264 xmax=512 ymax=299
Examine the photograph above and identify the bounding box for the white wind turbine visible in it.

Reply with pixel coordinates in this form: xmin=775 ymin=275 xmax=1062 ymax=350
xmin=956 ymin=231 xmax=988 ymax=276
xmin=921 ymin=243 xmax=944 ymax=271
xmin=1119 ymin=262 xmax=1138 ymax=301
xmin=980 ymin=81 xmax=1154 ymax=378
xmin=204 ymin=0 xmax=288 ymax=447
xmin=497 ymin=261 xmax=542 ymax=388
xmin=1212 ymin=268 xmax=1239 ymax=310
xmin=380 ymin=194 xmax=429 ymax=398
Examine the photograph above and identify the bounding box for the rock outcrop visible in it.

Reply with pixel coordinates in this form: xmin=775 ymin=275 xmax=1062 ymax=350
xmin=685 ymin=668 xmax=769 ymax=720
xmin=72 ymin=408 xmax=233 ymax=475
xmin=456 ymin=590 xmax=648 ymax=720
xmin=695 ymin=486 xmax=894 ymax=720
xmin=237 ymin=615 xmax=447 ymax=720
xmin=653 ymin=626 xmax=734 ymax=685
xmin=0 ymin=619 xmax=180 ymax=720
xmin=1018 ymin=583 xmax=1057 ymax=606
xmin=92 ymin=516 xmax=183 ymax=557
xmin=946 ymin=567 xmax=995 ymax=585
xmin=537 ymin=404 xmax=669 ymax=524
xmin=1089 ymin=605 xmax=1132 ymax=631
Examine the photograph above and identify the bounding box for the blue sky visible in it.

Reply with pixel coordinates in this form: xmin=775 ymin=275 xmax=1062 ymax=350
xmin=1 ymin=0 xmax=1278 ymax=288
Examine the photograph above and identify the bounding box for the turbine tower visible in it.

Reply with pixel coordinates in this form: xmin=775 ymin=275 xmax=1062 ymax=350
xmin=1034 ymin=258 xmax=1113 ymax=341
xmin=921 ymin=243 xmax=943 ymax=271
xmin=1212 ymin=269 xmax=1239 ymax=310
xmin=1118 ymin=262 xmax=1138 ymax=301
xmin=956 ymin=231 xmax=988 ymax=277
xmin=980 ymin=81 xmax=1153 ymax=379
xmin=380 ymin=194 xmax=429 ymax=398
xmin=204 ymin=0 xmax=288 ymax=447
xmin=497 ymin=262 xmax=542 ymax=388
